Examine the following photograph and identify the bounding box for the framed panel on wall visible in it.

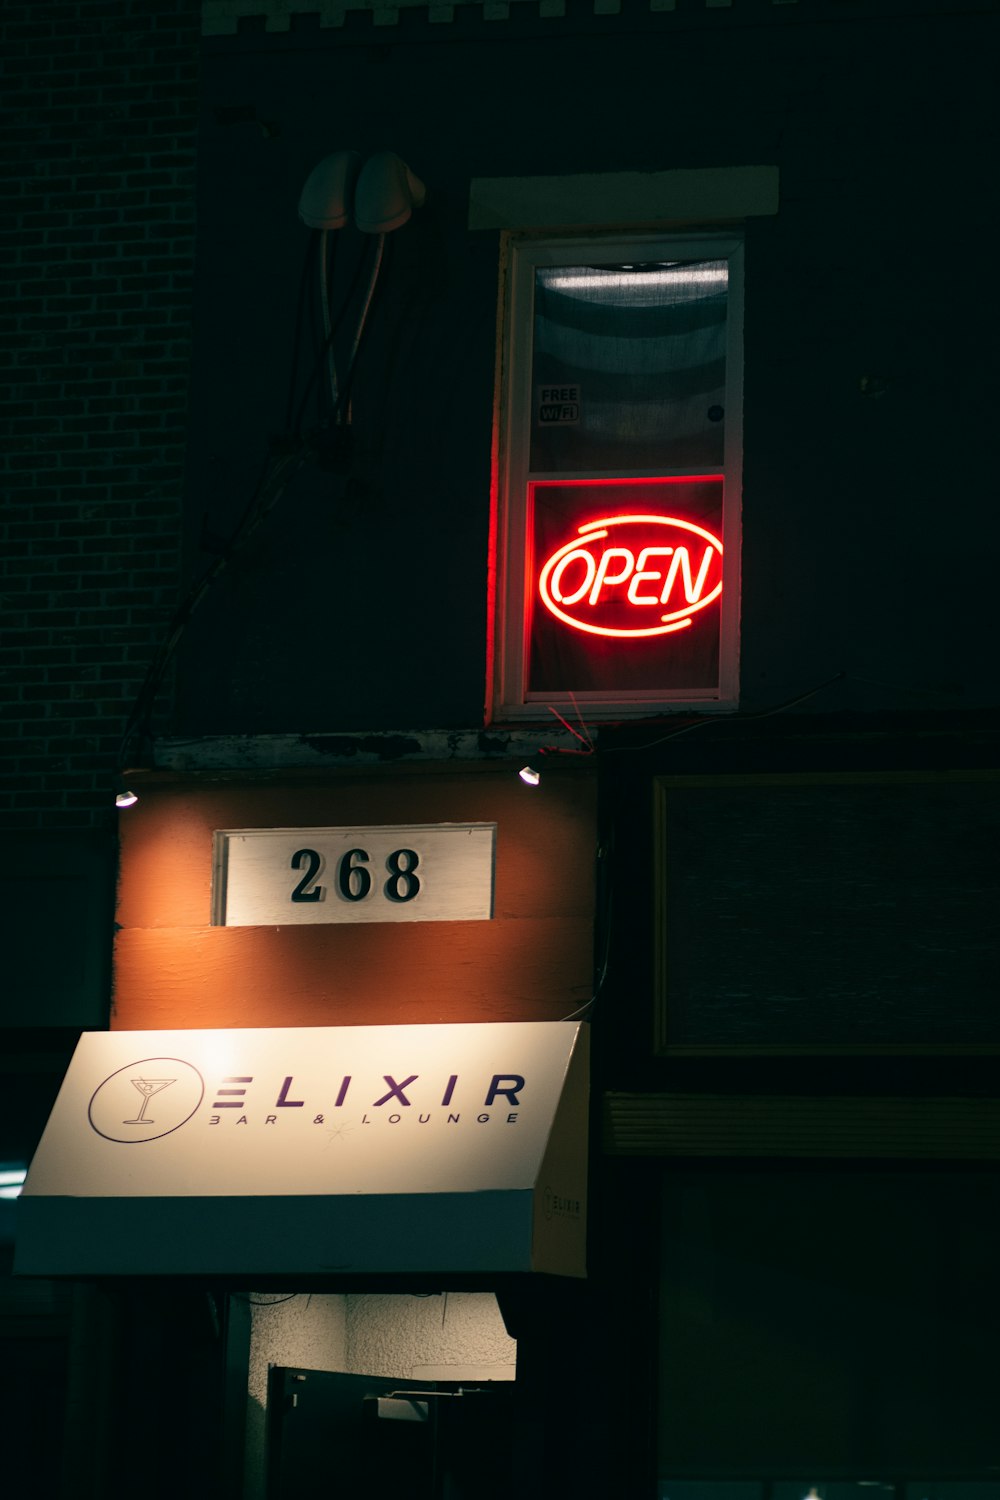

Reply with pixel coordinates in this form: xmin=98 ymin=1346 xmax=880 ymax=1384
xmin=653 ymin=770 xmax=1000 ymax=1055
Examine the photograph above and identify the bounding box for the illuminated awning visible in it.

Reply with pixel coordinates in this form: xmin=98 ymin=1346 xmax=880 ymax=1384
xmin=15 ymin=1022 xmax=588 ymax=1279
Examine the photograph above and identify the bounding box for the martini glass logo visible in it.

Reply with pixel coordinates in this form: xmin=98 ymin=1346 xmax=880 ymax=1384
xmin=123 ymin=1076 xmax=176 ymax=1126
xmin=88 ymin=1057 xmax=205 ymax=1144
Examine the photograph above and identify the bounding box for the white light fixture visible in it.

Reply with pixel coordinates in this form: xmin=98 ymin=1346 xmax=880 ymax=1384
xmin=354 ymin=151 xmax=426 ymax=234
xmin=518 ymin=764 xmax=541 ymax=787
xmin=298 ymin=149 xmax=362 ymax=229
xmin=115 ymin=779 xmax=138 ymax=809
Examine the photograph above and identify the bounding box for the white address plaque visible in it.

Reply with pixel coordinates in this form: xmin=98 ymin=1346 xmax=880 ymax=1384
xmin=212 ymin=824 xmax=496 ymax=927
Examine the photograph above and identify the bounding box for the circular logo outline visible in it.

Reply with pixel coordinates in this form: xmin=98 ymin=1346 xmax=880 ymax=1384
xmin=88 ymin=1057 xmax=205 ymax=1144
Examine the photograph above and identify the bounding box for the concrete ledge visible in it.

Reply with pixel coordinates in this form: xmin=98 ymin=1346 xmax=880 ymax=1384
xmin=469 ymin=166 xmax=779 ymax=231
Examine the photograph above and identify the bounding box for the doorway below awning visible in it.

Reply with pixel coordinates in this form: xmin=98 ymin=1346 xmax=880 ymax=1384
xmin=246 ymin=1291 xmax=516 ymax=1500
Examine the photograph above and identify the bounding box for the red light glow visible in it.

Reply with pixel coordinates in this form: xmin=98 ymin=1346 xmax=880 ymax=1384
xmin=537 ymin=513 xmax=723 ymax=640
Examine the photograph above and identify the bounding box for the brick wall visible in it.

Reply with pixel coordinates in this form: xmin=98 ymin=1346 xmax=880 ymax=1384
xmin=0 ymin=0 xmax=200 ymax=830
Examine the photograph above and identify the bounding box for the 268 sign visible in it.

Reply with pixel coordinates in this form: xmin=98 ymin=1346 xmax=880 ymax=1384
xmin=290 ymin=844 xmax=421 ymax=905
xmin=213 ymin=824 xmax=496 ymax=927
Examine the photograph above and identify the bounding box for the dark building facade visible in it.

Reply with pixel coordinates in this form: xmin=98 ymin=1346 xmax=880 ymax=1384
xmin=3 ymin=1 xmax=999 ymax=1497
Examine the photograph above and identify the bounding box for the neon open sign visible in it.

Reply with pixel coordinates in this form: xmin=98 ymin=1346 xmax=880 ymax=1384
xmin=537 ymin=512 xmax=723 ymax=639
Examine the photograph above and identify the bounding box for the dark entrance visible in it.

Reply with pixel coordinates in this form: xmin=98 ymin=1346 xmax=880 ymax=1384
xmin=266 ymin=1368 xmax=515 ymax=1500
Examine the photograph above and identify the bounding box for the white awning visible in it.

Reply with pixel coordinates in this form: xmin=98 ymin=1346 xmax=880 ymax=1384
xmin=15 ymin=1022 xmax=588 ymax=1279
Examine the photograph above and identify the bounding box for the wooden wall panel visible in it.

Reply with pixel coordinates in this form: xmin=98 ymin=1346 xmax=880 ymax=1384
xmin=604 ymin=1092 xmax=1000 ymax=1159
xmin=113 ymin=765 xmax=595 ymax=1030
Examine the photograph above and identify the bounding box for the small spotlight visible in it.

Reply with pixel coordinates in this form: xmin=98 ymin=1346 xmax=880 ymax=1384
xmin=115 ymin=779 xmax=138 ymax=809
xmin=518 ymin=764 xmax=541 ymax=787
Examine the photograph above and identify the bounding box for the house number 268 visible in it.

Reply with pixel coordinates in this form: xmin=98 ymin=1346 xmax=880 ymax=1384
xmin=290 ymin=847 xmax=420 ymax=905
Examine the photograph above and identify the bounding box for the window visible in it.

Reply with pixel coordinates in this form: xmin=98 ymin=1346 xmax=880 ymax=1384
xmin=493 ymin=232 xmax=743 ymax=720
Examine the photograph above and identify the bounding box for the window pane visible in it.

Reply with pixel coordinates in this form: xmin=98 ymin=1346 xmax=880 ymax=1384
xmin=530 ymin=260 xmax=728 ymax=473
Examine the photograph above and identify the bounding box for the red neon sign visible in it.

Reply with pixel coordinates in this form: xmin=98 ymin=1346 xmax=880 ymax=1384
xmin=537 ymin=512 xmax=723 ymax=639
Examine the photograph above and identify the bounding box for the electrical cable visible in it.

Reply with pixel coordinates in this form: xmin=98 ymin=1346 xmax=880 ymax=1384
xmin=342 ymin=232 xmax=385 ymax=426
xmin=119 ymin=235 xmax=394 ymax=775
xmin=292 ymin=233 xmax=387 ymax=438
xmin=118 ymin=445 xmax=308 ymax=771
xmin=318 ymin=227 xmax=340 ymax=413
xmin=117 ymin=185 xmax=407 ymax=786
xmin=550 ymin=676 xmax=847 ymax=1022
xmin=234 ymin=1293 xmax=301 ymax=1306
xmin=548 ymin=703 xmax=594 ymax=752
xmin=284 ymin=232 xmax=319 ymax=436
xmin=596 ymin=670 xmax=848 ymax=757
xmin=558 ymin=829 xmax=613 ymax=1023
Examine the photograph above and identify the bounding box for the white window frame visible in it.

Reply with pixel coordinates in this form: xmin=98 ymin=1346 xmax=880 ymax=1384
xmin=492 ymin=229 xmax=744 ymax=721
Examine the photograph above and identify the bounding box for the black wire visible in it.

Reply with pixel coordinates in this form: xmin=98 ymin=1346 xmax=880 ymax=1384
xmin=559 ymin=829 xmax=613 ymax=1022
xmin=337 ymin=233 xmax=392 ymax=426
xmin=552 ymin=677 xmax=848 ymax=1020
xmin=292 ymin=233 xmax=385 ymax=438
xmin=598 ymin=670 xmax=848 ymax=756
xmin=119 ymin=228 xmax=402 ymax=774
xmin=285 ymin=232 xmax=320 ymax=436
xmin=233 ymin=1293 xmax=301 ymax=1306
xmin=118 ymin=446 xmax=308 ymax=769
xmin=119 ymin=235 xmax=395 ymax=771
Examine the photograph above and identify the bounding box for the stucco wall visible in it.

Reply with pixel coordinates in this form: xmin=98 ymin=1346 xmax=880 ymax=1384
xmin=344 ymin=1292 xmax=516 ymax=1380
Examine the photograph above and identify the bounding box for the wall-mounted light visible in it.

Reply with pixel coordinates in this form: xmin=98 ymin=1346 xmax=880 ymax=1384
xmin=115 ymin=779 xmax=138 ymax=809
xmin=518 ymin=763 xmax=542 ymax=787
xmin=299 ymin=149 xmax=425 ymax=235
xmin=354 ymin=151 xmax=425 ymax=234
xmin=298 ymin=149 xmax=362 ymax=230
